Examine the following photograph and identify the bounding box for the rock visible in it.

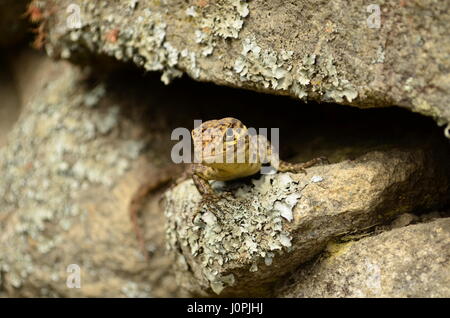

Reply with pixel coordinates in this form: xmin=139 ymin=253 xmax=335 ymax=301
xmin=276 ymin=217 xmax=450 ymax=298
xmin=3 ymin=50 xmax=447 ymax=298
xmin=164 ymin=147 xmax=450 ymax=296
xmin=0 ymin=53 xmax=185 ymax=297
xmin=41 ymin=0 xmax=450 ymax=127
xmin=1 ymin=0 xmax=449 ymax=299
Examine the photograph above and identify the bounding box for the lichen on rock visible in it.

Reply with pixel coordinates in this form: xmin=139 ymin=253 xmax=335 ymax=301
xmin=164 ymin=148 xmax=450 ymax=296
xmin=165 ymin=172 xmax=300 ymax=295
xmin=232 ymin=36 xmax=358 ymax=103
xmin=0 ymin=54 xmax=183 ymax=297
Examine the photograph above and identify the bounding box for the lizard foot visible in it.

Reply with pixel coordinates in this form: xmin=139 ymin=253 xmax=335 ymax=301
xmin=192 ymin=192 xmax=233 ymax=224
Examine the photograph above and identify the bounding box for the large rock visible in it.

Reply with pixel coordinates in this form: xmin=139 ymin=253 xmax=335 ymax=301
xmin=1 ymin=51 xmax=449 ymax=298
xmin=0 ymin=53 xmax=185 ymax=297
xmin=164 ymin=146 xmax=450 ymax=296
xmin=41 ymin=0 xmax=450 ymax=126
xmin=276 ymin=217 xmax=450 ymax=298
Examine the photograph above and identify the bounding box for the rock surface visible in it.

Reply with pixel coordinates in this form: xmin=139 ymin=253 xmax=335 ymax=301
xmin=276 ymin=217 xmax=450 ymax=298
xmin=1 ymin=1 xmax=450 ymax=298
xmin=0 ymin=53 xmax=185 ymax=297
xmin=41 ymin=0 xmax=450 ymax=127
xmin=164 ymin=146 xmax=450 ymax=296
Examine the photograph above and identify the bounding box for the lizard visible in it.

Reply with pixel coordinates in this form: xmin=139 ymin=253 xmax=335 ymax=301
xmin=131 ymin=117 xmax=327 ymax=256
xmin=177 ymin=117 xmax=328 ymax=200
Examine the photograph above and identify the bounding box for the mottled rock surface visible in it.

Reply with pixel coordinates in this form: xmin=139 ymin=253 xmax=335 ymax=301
xmin=276 ymin=217 xmax=450 ymax=298
xmin=0 ymin=53 xmax=185 ymax=297
xmin=164 ymin=146 xmax=450 ymax=296
xmin=41 ymin=0 xmax=450 ymax=127
xmin=1 ymin=0 xmax=450 ymax=297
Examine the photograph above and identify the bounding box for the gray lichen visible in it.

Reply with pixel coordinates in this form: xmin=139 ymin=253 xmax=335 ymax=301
xmin=47 ymin=0 xmax=360 ymax=107
xmin=233 ymin=36 xmax=294 ymax=90
xmin=0 ymin=66 xmax=146 ymax=291
xmin=164 ymin=145 xmax=450 ymax=296
xmin=199 ymin=0 xmax=249 ymax=40
xmin=232 ymin=36 xmax=358 ymax=103
xmin=164 ymin=172 xmax=305 ymax=295
xmin=49 ymin=0 xmax=250 ymax=85
xmin=42 ymin=0 xmax=450 ymax=127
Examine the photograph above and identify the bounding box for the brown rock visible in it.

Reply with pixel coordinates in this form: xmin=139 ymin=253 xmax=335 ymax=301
xmin=41 ymin=0 xmax=450 ymax=126
xmin=164 ymin=146 xmax=450 ymax=296
xmin=0 ymin=54 xmax=184 ymax=297
xmin=276 ymin=217 xmax=450 ymax=298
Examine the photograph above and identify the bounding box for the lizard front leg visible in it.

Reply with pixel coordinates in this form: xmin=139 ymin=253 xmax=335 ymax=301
xmin=192 ymin=173 xmax=215 ymax=196
xmin=191 ymin=163 xmax=223 ymax=197
xmin=168 ymin=164 xmax=217 ymax=196
xmin=191 ymin=165 xmax=231 ymax=223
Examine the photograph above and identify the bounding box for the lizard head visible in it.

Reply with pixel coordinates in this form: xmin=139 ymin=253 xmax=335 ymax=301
xmin=191 ymin=117 xmax=249 ymax=165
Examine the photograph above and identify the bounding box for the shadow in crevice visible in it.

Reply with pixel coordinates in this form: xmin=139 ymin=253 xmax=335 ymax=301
xmin=90 ymin=65 xmax=450 ymax=165
xmin=0 ymin=53 xmax=22 ymax=148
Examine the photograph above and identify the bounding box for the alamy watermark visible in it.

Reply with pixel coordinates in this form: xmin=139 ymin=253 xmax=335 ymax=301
xmin=171 ymin=120 xmax=280 ymax=174
xmin=444 ymin=124 xmax=450 ymax=139
xmin=66 ymin=3 xmax=82 ymax=29
xmin=66 ymin=264 xmax=81 ymax=288
xmin=367 ymin=4 xmax=381 ymax=29
xmin=365 ymin=261 xmax=382 ymax=294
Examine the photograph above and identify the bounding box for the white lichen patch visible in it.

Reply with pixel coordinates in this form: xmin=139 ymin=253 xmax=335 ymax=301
xmin=274 ymin=201 xmax=294 ymax=222
xmin=186 ymin=6 xmax=197 ymax=18
xmin=52 ymin=0 xmax=251 ymax=86
xmin=46 ymin=0 xmax=364 ymax=107
xmin=311 ymin=175 xmax=324 ymax=183
xmin=292 ymin=54 xmax=359 ymax=103
xmin=200 ymin=0 xmax=249 ymax=40
xmin=164 ymin=172 xmax=308 ymax=295
xmin=180 ymin=49 xmax=201 ymax=79
xmin=279 ymin=233 xmax=292 ymax=248
xmin=62 ymin=4 xmax=184 ymax=85
xmin=234 ymin=36 xmax=294 ymax=90
xmin=233 ymin=38 xmax=358 ymax=103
